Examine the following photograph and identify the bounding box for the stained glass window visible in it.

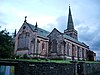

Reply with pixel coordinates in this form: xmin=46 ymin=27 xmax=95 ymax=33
xmin=17 ymin=32 xmax=29 ymax=50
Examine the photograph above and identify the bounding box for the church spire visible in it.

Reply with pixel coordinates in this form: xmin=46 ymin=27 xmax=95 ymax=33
xmin=67 ymin=5 xmax=74 ymax=30
xmin=64 ymin=5 xmax=78 ymax=40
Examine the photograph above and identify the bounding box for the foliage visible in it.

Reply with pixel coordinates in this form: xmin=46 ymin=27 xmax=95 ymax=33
xmin=0 ymin=29 xmax=13 ymax=58
xmin=23 ymin=54 xmax=29 ymax=59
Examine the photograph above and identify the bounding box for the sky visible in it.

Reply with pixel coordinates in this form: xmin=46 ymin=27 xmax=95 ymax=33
xmin=0 ymin=0 xmax=100 ymax=60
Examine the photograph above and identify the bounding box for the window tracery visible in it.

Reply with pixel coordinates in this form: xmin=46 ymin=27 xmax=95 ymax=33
xmin=17 ymin=32 xmax=30 ymax=50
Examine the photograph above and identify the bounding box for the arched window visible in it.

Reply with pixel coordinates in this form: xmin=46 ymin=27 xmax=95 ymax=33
xmin=79 ymin=48 xmax=82 ymax=58
xmin=25 ymin=32 xmax=30 ymax=48
xmin=72 ymin=44 xmax=76 ymax=57
xmin=82 ymin=48 xmax=84 ymax=59
xmin=42 ymin=42 xmax=45 ymax=50
xmin=52 ymin=39 xmax=57 ymax=53
xmin=18 ymin=34 xmax=22 ymax=49
xmin=67 ymin=43 xmax=70 ymax=56
xmin=29 ymin=38 xmax=35 ymax=54
xmin=40 ymin=42 xmax=45 ymax=55
xmin=17 ymin=32 xmax=30 ymax=50
xmin=77 ymin=46 xmax=80 ymax=60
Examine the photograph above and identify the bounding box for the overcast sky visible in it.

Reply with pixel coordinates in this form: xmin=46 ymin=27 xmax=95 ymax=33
xmin=0 ymin=0 xmax=100 ymax=60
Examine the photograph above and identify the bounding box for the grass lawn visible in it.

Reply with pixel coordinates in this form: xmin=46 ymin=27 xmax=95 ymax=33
xmin=14 ymin=59 xmax=71 ymax=64
xmin=16 ymin=59 xmax=100 ymax=64
xmin=0 ymin=58 xmax=71 ymax=64
xmin=1 ymin=59 xmax=100 ymax=64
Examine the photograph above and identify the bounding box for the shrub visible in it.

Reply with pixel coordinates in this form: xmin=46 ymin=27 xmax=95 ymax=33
xmin=23 ymin=54 xmax=28 ymax=59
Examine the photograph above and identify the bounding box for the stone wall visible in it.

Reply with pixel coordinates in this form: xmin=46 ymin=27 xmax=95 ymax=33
xmin=0 ymin=60 xmax=100 ymax=75
xmin=85 ymin=63 xmax=100 ymax=75
xmin=15 ymin=61 xmax=74 ymax=75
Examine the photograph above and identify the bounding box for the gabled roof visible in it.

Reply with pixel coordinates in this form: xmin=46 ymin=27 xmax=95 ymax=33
xmin=26 ymin=22 xmax=50 ymax=39
xmin=47 ymin=28 xmax=62 ymax=37
xmin=24 ymin=22 xmax=88 ymax=48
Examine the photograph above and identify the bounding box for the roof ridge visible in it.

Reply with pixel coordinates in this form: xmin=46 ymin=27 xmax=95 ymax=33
xmin=63 ymin=34 xmax=88 ymax=48
xmin=27 ymin=22 xmax=50 ymax=33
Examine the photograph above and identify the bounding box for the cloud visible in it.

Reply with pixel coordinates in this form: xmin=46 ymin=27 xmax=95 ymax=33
xmin=0 ymin=20 xmax=7 ymax=26
xmin=90 ymin=29 xmax=100 ymax=50
xmin=56 ymin=16 xmax=67 ymax=32
xmin=0 ymin=0 xmax=100 ymax=59
xmin=54 ymin=15 xmax=100 ymax=59
xmin=0 ymin=12 xmax=7 ymax=28
xmin=94 ymin=51 xmax=100 ymax=60
xmin=45 ymin=16 xmax=67 ymax=32
xmin=27 ymin=15 xmax=57 ymax=32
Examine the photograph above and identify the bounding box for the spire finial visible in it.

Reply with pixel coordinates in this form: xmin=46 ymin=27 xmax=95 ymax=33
xmin=24 ymin=16 xmax=27 ymax=22
xmin=69 ymin=4 xmax=71 ymax=16
xmin=69 ymin=4 xmax=70 ymax=7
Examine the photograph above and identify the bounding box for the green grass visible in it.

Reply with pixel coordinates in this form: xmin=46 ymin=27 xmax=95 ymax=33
xmin=15 ymin=59 xmax=71 ymax=64
xmin=0 ymin=58 xmax=71 ymax=64
xmin=77 ymin=60 xmax=100 ymax=64
xmin=84 ymin=61 xmax=100 ymax=64
xmin=1 ymin=59 xmax=100 ymax=64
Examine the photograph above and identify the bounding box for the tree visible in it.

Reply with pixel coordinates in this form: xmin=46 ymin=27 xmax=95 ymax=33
xmin=0 ymin=29 xmax=13 ymax=58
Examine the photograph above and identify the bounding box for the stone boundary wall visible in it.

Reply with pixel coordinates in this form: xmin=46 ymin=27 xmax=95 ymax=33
xmin=15 ymin=62 xmax=74 ymax=75
xmin=0 ymin=60 xmax=100 ymax=75
xmin=85 ymin=63 xmax=100 ymax=75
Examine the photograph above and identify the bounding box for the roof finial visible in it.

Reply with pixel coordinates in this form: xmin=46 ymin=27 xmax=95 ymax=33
xmin=35 ymin=21 xmax=38 ymax=30
xmin=24 ymin=16 xmax=27 ymax=22
xmin=14 ymin=29 xmax=16 ymax=37
xmin=35 ymin=21 xmax=38 ymax=28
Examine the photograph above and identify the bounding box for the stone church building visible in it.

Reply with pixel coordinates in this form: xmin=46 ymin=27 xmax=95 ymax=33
xmin=14 ymin=6 xmax=96 ymax=60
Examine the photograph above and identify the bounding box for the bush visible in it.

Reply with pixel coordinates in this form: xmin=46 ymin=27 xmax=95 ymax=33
xmin=16 ymin=55 xmax=20 ymax=59
xmin=10 ymin=54 xmax=16 ymax=59
xmin=23 ymin=54 xmax=28 ymax=59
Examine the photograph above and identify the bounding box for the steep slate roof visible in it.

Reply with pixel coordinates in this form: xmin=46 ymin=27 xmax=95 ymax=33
xmin=26 ymin=22 xmax=88 ymax=48
xmin=26 ymin=22 xmax=50 ymax=39
xmin=63 ymin=34 xmax=89 ymax=48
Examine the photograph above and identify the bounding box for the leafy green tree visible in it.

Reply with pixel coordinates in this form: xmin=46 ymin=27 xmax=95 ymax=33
xmin=0 ymin=29 xmax=13 ymax=58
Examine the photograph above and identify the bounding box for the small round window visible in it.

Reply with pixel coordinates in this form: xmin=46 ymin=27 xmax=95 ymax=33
xmin=23 ymin=26 xmax=26 ymax=29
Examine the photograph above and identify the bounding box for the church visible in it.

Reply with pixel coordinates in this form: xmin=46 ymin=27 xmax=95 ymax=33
xmin=14 ymin=6 xmax=96 ymax=61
